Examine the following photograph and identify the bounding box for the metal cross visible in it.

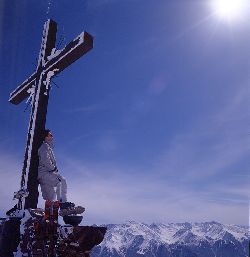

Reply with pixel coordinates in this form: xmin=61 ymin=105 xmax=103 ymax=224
xmin=9 ymin=19 xmax=93 ymax=209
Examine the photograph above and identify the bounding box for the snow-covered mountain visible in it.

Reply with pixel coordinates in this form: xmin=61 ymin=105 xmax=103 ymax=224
xmin=92 ymin=221 xmax=249 ymax=257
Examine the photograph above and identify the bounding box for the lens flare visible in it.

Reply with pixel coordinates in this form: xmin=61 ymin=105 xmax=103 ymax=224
xmin=211 ymin=0 xmax=249 ymax=21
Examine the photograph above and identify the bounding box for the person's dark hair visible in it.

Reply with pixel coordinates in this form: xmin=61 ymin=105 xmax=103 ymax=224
xmin=43 ymin=129 xmax=51 ymax=139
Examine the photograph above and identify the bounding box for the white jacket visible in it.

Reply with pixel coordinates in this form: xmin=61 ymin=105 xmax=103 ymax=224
xmin=38 ymin=140 xmax=57 ymax=179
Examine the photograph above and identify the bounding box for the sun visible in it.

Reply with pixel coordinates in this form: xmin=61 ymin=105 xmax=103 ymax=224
xmin=211 ymin=0 xmax=249 ymax=22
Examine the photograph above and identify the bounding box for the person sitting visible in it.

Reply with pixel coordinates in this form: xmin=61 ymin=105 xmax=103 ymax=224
xmin=38 ymin=129 xmax=84 ymax=215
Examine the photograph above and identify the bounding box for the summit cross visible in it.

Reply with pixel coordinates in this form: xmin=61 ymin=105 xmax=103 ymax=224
xmin=9 ymin=19 xmax=93 ymax=209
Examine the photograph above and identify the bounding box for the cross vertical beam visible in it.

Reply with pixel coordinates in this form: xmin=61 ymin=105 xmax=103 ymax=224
xmin=9 ymin=19 xmax=93 ymax=209
xmin=21 ymin=20 xmax=57 ymax=209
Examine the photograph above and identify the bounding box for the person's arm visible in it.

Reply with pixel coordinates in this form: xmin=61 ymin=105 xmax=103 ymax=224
xmin=38 ymin=145 xmax=57 ymax=171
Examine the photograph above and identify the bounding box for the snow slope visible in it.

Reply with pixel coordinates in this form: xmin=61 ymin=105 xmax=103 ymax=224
xmin=92 ymin=221 xmax=249 ymax=257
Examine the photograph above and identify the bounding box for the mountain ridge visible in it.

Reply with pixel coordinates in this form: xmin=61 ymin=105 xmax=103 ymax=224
xmin=91 ymin=221 xmax=249 ymax=257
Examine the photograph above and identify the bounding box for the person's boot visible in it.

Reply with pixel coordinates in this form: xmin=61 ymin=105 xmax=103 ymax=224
xmin=60 ymin=202 xmax=75 ymax=209
xmin=59 ymin=202 xmax=85 ymax=216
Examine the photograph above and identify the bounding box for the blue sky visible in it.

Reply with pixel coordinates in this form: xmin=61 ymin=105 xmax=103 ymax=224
xmin=0 ymin=0 xmax=249 ymax=225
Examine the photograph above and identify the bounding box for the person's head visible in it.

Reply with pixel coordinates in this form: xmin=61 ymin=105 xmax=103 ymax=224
xmin=44 ymin=129 xmax=53 ymax=142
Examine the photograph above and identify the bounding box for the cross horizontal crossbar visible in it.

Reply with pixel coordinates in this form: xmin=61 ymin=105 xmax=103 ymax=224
xmin=9 ymin=31 xmax=93 ymax=105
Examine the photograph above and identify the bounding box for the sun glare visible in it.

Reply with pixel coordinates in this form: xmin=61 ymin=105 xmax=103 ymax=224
xmin=211 ymin=0 xmax=249 ymax=22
